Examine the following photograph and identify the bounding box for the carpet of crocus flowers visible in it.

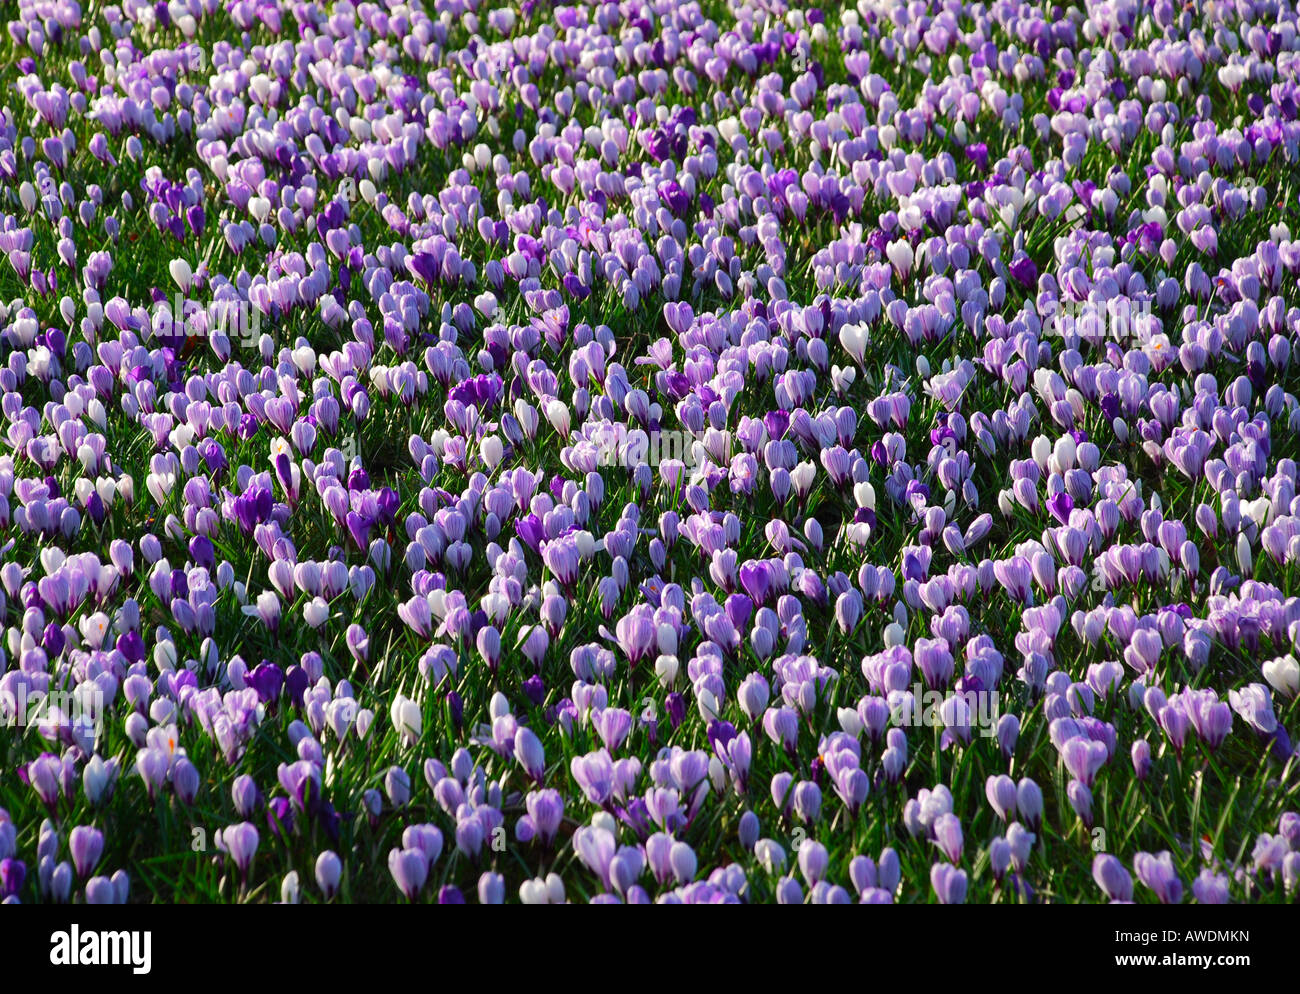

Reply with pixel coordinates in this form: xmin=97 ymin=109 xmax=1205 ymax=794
xmin=0 ymin=0 xmax=1299 ymax=907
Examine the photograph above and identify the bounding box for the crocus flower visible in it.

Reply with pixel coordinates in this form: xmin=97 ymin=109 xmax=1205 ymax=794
xmin=224 ymin=823 xmax=259 ymax=881
xmin=1092 ymin=855 xmax=1133 ymax=903
xmin=388 ymin=848 xmax=429 ymax=901
xmin=930 ymin=863 xmax=968 ymax=904
xmin=1134 ymin=851 xmax=1183 ymax=904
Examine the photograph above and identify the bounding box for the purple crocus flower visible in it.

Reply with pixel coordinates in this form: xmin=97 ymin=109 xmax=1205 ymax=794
xmin=1134 ymin=851 xmax=1183 ymax=904
xmin=388 ymin=847 xmax=429 ymax=901
xmin=930 ymin=863 xmax=968 ymax=904
xmin=1092 ymin=855 xmax=1133 ymax=903
xmin=69 ymin=826 xmax=104 ymax=878
xmin=223 ymin=823 xmax=259 ymax=881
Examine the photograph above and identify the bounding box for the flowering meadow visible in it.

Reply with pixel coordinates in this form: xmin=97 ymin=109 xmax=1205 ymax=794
xmin=0 ymin=0 xmax=1299 ymax=908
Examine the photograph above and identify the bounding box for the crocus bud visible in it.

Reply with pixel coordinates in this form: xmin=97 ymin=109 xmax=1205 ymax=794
xmin=478 ymin=871 xmax=506 ymax=904
xmin=738 ymin=810 xmax=760 ymax=850
xmin=997 ymin=714 xmax=1020 ymax=758
xmin=68 ymin=826 xmax=103 ymax=879
xmin=315 ymin=850 xmax=342 ymax=899
xmin=1016 ymin=778 xmax=1043 ymax=828
xmin=933 ymin=813 xmax=963 ymax=863
xmin=775 ymin=875 xmax=803 ymax=905
xmin=514 ymin=726 xmax=545 ymax=783
xmin=1092 ymin=854 xmax=1133 ymax=902
xmin=1264 ymin=654 xmax=1300 ymax=699
xmin=985 ymin=775 xmax=1017 ymax=821
xmin=930 ymin=863 xmax=967 ymax=904
xmin=173 ymin=758 xmax=200 ymax=805
xmin=384 ymin=766 xmax=411 ymax=807
xmin=797 ymin=841 xmax=828 ymax=886
xmin=989 ymin=838 xmax=1011 ymax=881
xmin=1067 ymin=779 xmax=1093 ymax=826
xmin=1131 ymin=739 xmax=1152 ymax=780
